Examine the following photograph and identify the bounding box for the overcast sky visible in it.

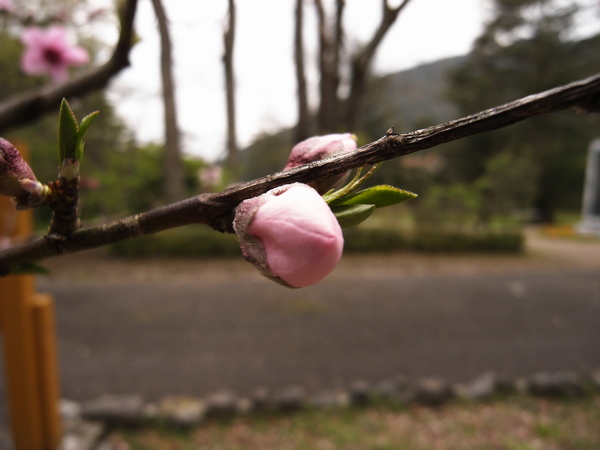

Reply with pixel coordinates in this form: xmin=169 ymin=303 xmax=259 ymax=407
xmin=109 ymin=1 xmax=487 ymax=162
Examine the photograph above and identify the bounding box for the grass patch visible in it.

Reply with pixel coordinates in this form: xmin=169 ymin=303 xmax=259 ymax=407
xmin=106 ymin=394 xmax=600 ymax=450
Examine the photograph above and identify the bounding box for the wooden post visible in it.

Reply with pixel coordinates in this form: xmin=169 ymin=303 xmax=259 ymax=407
xmin=0 ymin=274 xmax=46 ymax=450
xmin=0 ymin=141 xmax=62 ymax=450
xmin=32 ymin=294 xmax=63 ymax=449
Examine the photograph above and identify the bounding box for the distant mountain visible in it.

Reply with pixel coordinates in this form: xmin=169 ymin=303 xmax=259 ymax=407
xmin=240 ymin=55 xmax=466 ymax=180
xmin=361 ymin=56 xmax=465 ymax=135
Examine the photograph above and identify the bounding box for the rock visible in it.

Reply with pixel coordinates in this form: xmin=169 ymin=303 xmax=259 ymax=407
xmin=60 ymin=420 xmax=105 ymax=450
xmin=527 ymin=371 xmax=585 ymax=398
xmin=81 ymin=394 xmax=145 ymax=426
xmin=205 ymin=390 xmax=238 ymax=417
xmin=250 ymin=386 xmax=271 ymax=410
xmin=373 ymin=379 xmax=396 ymax=399
xmin=373 ymin=375 xmax=414 ymax=405
xmin=308 ymin=390 xmax=351 ymax=409
xmin=590 ymin=368 xmax=600 ymax=389
xmin=495 ymin=373 xmax=518 ymax=394
xmin=413 ymin=377 xmax=452 ymax=407
xmin=235 ymin=397 xmax=254 ymax=415
xmin=274 ymin=385 xmax=306 ymax=411
xmin=454 ymin=372 xmax=497 ymax=401
xmin=60 ymin=399 xmax=82 ymax=422
xmin=158 ymin=396 xmax=206 ymax=427
xmin=348 ymin=380 xmax=371 ymax=406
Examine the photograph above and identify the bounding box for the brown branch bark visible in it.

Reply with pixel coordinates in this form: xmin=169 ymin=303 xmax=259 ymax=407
xmin=151 ymin=0 xmax=184 ymax=202
xmin=0 ymin=0 xmax=138 ymax=132
xmin=1 ymin=72 xmax=599 ymax=274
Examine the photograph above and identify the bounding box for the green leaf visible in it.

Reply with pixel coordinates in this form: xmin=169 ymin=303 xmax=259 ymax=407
xmin=58 ymin=98 xmax=79 ymax=163
xmin=335 ymin=185 xmax=417 ymax=209
xmin=331 ymin=203 xmax=375 ymax=228
xmin=324 ymin=164 xmax=380 ymax=205
xmin=74 ymin=111 xmax=99 ymax=161
xmin=10 ymin=262 xmax=50 ymax=275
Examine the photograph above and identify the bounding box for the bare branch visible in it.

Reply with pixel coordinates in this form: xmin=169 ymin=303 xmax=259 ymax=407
xmin=0 ymin=0 xmax=138 ymax=132
xmin=1 ymin=72 xmax=599 ymax=274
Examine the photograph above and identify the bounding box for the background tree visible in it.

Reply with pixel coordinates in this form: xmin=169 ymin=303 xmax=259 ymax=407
xmin=294 ymin=0 xmax=409 ymax=137
xmin=151 ymin=0 xmax=185 ymax=203
xmin=445 ymin=0 xmax=600 ymax=222
xmin=223 ymin=0 xmax=239 ymax=173
xmin=294 ymin=0 xmax=310 ymax=142
xmin=345 ymin=0 xmax=411 ymax=131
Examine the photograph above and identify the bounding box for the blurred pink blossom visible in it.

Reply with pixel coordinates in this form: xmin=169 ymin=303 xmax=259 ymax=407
xmin=0 ymin=0 xmax=14 ymax=12
xmin=234 ymin=183 xmax=344 ymax=288
xmin=20 ymin=26 xmax=89 ymax=82
xmin=199 ymin=165 xmax=222 ymax=191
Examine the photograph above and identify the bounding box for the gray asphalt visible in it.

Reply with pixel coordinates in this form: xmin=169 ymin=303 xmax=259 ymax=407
xmin=10 ymin=266 xmax=600 ymax=402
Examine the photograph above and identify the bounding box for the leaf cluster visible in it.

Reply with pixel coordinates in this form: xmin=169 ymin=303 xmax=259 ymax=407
xmin=325 ymin=166 xmax=417 ymax=228
xmin=58 ymin=98 xmax=98 ymax=164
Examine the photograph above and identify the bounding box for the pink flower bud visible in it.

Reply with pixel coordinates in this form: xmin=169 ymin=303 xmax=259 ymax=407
xmin=0 ymin=138 xmax=38 ymax=200
xmin=284 ymin=133 xmax=357 ymax=194
xmin=234 ymin=183 xmax=344 ymax=288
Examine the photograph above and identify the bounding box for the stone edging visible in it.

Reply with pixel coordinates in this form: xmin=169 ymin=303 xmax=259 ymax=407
xmin=61 ymin=369 xmax=600 ymax=450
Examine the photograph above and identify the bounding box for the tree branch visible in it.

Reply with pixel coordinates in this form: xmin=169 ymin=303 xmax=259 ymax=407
xmin=0 ymin=0 xmax=138 ymax=132
xmin=1 ymin=71 xmax=599 ymax=274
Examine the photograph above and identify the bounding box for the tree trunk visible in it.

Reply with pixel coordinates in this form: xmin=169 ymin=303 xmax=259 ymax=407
xmin=223 ymin=0 xmax=239 ymax=172
xmin=345 ymin=0 xmax=411 ymax=131
xmin=314 ymin=0 xmax=344 ymax=134
xmin=294 ymin=0 xmax=310 ymax=142
xmin=150 ymin=0 xmax=184 ymax=203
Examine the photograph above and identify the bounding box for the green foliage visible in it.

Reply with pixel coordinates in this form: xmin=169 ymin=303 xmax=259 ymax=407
xmin=110 ymin=223 xmax=524 ymax=258
xmin=239 ymin=129 xmax=295 ymax=181
xmin=110 ymin=227 xmax=241 ymax=258
xmin=409 ymin=227 xmax=524 ymax=253
xmin=79 ymin=142 xmax=208 ymax=220
xmin=413 ymin=183 xmax=482 ymax=228
xmin=0 ymin=31 xmax=44 ymax=99
xmin=445 ymin=1 xmax=600 ymax=221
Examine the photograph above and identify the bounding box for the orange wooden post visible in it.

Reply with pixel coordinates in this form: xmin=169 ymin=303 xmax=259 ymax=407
xmin=0 ymin=141 xmax=62 ymax=450
xmin=0 ymin=274 xmax=46 ymax=450
xmin=32 ymin=294 xmax=63 ymax=449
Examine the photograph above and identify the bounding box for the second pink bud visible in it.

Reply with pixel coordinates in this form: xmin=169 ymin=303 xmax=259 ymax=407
xmin=284 ymin=133 xmax=357 ymax=194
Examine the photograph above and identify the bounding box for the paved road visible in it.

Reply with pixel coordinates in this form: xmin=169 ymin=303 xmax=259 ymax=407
xmin=0 ymin=232 xmax=599 ymax=438
xmin=11 ymin=265 xmax=600 ymax=403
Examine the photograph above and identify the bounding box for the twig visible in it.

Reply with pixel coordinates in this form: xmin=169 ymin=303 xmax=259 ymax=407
xmin=1 ymin=71 xmax=599 ymax=274
xmin=0 ymin=0 xmax=138 ymax=132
